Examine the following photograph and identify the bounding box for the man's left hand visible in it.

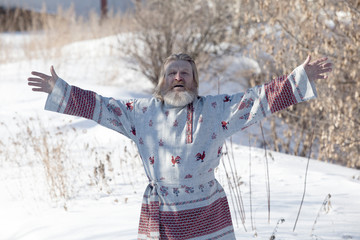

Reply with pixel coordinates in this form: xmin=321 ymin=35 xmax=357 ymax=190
xmin=302 ymin=55 xmax=332 ymax=82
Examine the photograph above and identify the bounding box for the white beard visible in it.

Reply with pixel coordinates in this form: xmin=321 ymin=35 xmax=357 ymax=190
xmin=163 ymin=90 xmax=197 ymax=107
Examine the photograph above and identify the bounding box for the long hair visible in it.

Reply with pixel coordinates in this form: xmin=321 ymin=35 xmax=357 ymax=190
xmin=153 ymin=53 xmax=199 ymax=101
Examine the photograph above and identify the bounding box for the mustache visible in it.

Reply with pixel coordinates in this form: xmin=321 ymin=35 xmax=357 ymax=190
xmin=162 ymin=83 xmax=193 ymax=94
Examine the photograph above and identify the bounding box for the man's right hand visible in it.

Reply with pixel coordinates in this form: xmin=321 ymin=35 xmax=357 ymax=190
xmin=28 ymin=66 xmax=59 ymax=94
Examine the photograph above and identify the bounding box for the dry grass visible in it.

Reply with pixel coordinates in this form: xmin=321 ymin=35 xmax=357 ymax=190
xmin=0 ymin=116 xmax=145 ymax=208
xmin=0 ymin=116 xmax=81 ymax=208
xmin=87 ymin=140 xmax=146 ymax=196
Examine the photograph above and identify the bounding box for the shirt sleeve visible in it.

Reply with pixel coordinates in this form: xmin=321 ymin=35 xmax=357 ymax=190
xmin=217 ymin=65 xmax=317 ymax=139
xmin=44 ymin=78 xmax=137 ymax=140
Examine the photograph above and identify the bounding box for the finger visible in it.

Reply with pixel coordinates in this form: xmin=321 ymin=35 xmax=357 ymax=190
xmin=311 ymin=57 xmax=328 ymax=66
xmin=50 ymin=66 xmax=59 ymax=80
xmin=28 ymin=82 xmax=44 ymax=87
xmin=32 ymin=87 xmax=47 ymax=92
xmin=322 ymin=62 xmax=332 ymax=68
xmin=319 ymin=67 xmax=332 ymax=74
xmin=31 ymin=71 xmax=51 ymax=79
xmin=28 ymin=77 xmax=45 ymax=83
xmin=32 ymin=86 xmax=52 ymax=93
xmin=304 ymin=55 xmax=311 ymax=66
xmin=312 ymin=68 xmax=332 ymax=75
xmin=315 ymin=74 xmax=328 ymax=80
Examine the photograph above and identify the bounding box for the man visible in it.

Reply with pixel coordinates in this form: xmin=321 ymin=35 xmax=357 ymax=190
xmin=28 ymin=53 xmax=331 ymax=239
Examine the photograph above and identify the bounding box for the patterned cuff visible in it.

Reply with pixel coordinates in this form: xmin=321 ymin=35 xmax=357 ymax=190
xmin=290 ymin=65 xmax=318 ymax=103
xmin=44 ymin=78 xmax=69 ymax=113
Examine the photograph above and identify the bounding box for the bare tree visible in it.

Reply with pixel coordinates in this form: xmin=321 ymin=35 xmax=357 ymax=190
xmin=247 ymin=0 xmax=360 ymax=168
xmin=119 ymin=0 xmax=235 ymax=86
xmin=100 ymin=0 xmax=108 ymax=19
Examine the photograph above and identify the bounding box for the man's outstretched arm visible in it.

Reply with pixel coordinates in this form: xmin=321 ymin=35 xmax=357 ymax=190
xmin=216 ymin=55 xmax=332 ymax=139
xmin=27 ymin=66 xmax=137 ymax=140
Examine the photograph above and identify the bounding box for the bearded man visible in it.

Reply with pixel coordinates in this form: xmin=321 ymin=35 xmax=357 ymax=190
xmin=28 ymin=53 xmax=332 ymax=239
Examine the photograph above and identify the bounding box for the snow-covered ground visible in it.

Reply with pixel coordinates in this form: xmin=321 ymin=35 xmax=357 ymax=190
xmin=0 ymin=33 xmax=359 ymax=240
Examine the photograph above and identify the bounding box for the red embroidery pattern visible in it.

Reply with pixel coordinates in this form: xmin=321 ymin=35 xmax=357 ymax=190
xmin=186 ymin=103 xmax=194 ymax=144
xmin=223 ymin=95 xmax=232 ymax=102
xmin=107 ymin=118 xmax=122 ymax=127
xmin=138 ymin=201 xmax=160 ymax=237
xmin=217 ymin=146 xmax=223 ymax=157
xmin=221 ymin=121 xmax=229 ymax=130
xmin=173 ymin=120 xmax=178 ymax=127
xmin=143 ymin=188 xmax=225 ymax=206
xmin=138 ymin=197 xmax=233 ymax=239
xmin=185 ymin=174 xmax=193 ymax=179
xmin=130 ymin=126 xmax=136 ymax=136
xmin=195 ymin=151 xmax=206 ymax=162
xmin=106 ymin=103 xmax=122 ymax=116
xmin=238 ymin=97 xmax=254 ymax=110
xmin=265 ymin=75 xmax=297 ymax=113
xmin=126 ymin=101 xmax=134 ymax=111
xmin=64 ymin=86 xmax=96 ymax=119
xmin=171 ymin=156 xmax=181 ymax=166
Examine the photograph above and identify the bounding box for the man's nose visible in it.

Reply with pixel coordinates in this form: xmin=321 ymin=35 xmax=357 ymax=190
xmin=175 ymin=72 xmax=182 ymax=81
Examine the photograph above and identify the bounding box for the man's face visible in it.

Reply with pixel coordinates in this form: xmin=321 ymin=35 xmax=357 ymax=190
xmin=161 ymin=60 xmax=197 ymax=107
xmin=164 ymin=60 xmax=195 ymax=92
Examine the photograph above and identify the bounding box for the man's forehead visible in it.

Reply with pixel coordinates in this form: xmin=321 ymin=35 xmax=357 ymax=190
xmin=165 ymin=60 xmax=192 ymax=71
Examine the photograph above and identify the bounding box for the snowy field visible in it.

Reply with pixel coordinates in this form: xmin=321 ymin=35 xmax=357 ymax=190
xmin=0 ymin=33 xmax=359 ymax=240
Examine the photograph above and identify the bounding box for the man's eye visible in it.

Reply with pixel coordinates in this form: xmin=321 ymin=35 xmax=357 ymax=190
xmin=181 ymin=72 xmax=189 ymax=75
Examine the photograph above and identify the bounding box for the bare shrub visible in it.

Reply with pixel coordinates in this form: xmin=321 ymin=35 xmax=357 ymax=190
xmin=228 ymin=0 xmax=360 ymax=168
xmin=118 ymin=0 xmax=237 ymax=86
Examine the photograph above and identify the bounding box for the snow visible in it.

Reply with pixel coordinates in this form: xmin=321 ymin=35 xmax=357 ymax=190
xmin=1 ymin=33 xmax=360 ymax=240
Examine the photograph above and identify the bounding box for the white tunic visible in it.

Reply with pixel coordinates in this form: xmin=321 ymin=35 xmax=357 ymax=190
xmin=45 ymin=65 xmax=316 ymax=239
